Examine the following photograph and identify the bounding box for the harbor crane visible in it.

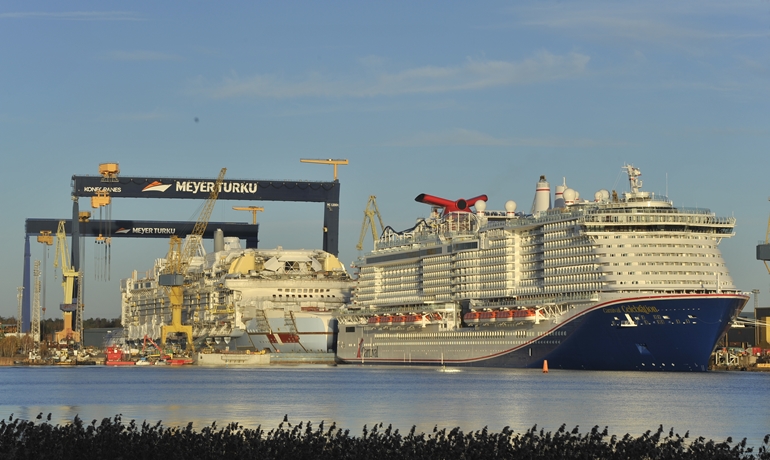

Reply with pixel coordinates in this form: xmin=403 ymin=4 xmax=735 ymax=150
xmin=357 ymin=196 xmax=384 ymax=252
xmin=159 ymin=168 xmax=226 ymax=351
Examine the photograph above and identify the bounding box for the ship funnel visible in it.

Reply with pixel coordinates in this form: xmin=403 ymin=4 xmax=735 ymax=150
xmin=214 ymin=228 xmax=225 ymax=252
xmin=415 ymin=193 xmax=489 ymax=215
xmin=554 ymin=178 xmax=567 ymax=208
xmin=531 ymin=175 xmax=551 ymax=214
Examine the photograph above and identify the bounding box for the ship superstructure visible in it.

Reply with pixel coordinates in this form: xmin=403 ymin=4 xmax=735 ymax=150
xmin=336 ymin=165 xmax=748 ymax=371
xmin=121 ymin=231 xmax=354 ymax=353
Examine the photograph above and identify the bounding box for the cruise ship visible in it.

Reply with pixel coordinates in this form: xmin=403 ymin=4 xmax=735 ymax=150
xmin=336 ymin=165 xmax=748 ymax=371
xmin=120 ymin=230 xmax=354 ymax=354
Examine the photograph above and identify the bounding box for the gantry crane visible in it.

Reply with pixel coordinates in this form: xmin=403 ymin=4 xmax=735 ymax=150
xmin=159 ymin=168 xmax=226 ymax=350
xmin=357 ymin=196 xmax=384 ymax=251
xmin=53 ymin=220 xmax=80 ymax=343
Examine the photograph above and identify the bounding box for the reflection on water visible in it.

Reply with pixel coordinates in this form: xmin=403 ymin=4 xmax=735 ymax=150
xmin=1 ymin=366 xmax=769 ymax=446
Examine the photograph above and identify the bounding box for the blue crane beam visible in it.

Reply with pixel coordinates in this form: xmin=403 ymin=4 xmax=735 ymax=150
xmin=70 ymin=175 xmax=340 ymax=257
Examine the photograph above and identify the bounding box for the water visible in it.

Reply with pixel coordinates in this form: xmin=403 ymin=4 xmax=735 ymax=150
xmin=1 ymin=365 xmax=769 ymax=447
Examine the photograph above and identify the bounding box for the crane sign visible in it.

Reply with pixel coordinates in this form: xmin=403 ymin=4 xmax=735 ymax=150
xmin=159 ymin=168 xmax=226 ymax=351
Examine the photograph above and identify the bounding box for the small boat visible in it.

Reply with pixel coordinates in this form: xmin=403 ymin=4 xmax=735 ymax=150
xmin=105 ymin=346 xmax=135 ymax=366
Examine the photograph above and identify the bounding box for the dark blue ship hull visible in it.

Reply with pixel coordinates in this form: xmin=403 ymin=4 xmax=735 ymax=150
xmin=512 ymin=294 xmax=747 ymax=371
xmin=341 ymin=294 xmax=748 ymax=372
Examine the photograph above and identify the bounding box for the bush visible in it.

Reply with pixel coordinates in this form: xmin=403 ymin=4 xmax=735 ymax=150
xmin=0 ymin=414 xmax=768 ymax=460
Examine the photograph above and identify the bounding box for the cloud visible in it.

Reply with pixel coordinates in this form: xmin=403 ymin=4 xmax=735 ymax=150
xmin=100 ymin=51 xmax=183 ymax=62
xmin=384 ymin=128 xmax=629 ymax=148
xmin=513 ymin=2 xmax=765 ymax=49
xmin=0 ymin=11 xmax=142 ymax=21
xmin=200 ymin=52 xmax=590 ymax=99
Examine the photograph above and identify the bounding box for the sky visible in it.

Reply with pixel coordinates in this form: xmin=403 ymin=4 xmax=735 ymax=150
xmin=1 ymin=1 xmax=769 ymax=321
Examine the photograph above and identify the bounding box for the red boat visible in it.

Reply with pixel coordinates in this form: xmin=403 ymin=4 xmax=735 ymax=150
xmin=105 ymin=346 xmax=135 ymax=366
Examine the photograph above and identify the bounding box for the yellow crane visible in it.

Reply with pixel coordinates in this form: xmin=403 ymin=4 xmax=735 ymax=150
xmin=300 ymin=158 xmax=348 ymax=181
xmin=357 ymin=196 xmax=384 ymax=252
xmin=159 ymin=168 xmax=226 ymax=351
xmin=53 ymin=220 xmax=80 ymax=343
xmin=232 ymin=206 xmax=264 ymax=224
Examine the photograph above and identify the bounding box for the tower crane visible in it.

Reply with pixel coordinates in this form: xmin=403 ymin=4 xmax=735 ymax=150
xmin=357 ymin=196 xmax=384 ymax=252
xmin=300 ymin=158 xmax=348 ymax=181
xmin=159 ymin=168 xmax=226 ymax=351
xmin=53 ymin=220 xmax=80 ymax=343
xmin=232 ymin=206 xmax=264 ymax=224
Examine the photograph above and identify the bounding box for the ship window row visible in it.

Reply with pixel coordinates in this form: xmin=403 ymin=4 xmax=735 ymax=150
xmin=611 ymin=280 xmax=731 ymax=287
xmin=544 ymin=239 xmax=589 ymax=249
xmin=545 ymin=273 xmax=602 ymax=283
xmin=631 ymin=261 xmax=719 ymax=267
xmin=277 ymin=288 xmax=332 ymax=293
xmin=611 ymin=270 xmax=722 ymax=276
xmin=544 ymin=256 xmax=594 ymax=267
xmin=541 ymin=283 xmax=601 ymax=293
xmin=602 ymin=252 xmax=718 ymax=258
xmin=597 ymin=234 xmax=713 ymax=240
xmin=374 ymin=330 xmax=506 ymax=339
xmin=601 ymin=243 xmax=714 ymax=249
xmin=273 ymin=294 xmax=336 ymax=298
xmin=546 ymin=263 xmax=599 ymax=273
xmin=451 ymin=265 xmax=513 ymax=276
xmin=370 ymin=340 xmax=563 ymax=347
xmin=453 ymin=274 xmax=514 ymax=283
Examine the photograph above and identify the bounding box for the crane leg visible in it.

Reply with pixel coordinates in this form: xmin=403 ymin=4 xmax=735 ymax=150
xmin=161 ymin=286 xmax=195 ymax=351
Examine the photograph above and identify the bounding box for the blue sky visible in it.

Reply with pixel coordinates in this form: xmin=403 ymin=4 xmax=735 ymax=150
xmin=1 ymin=1 xmax=769 ymax=320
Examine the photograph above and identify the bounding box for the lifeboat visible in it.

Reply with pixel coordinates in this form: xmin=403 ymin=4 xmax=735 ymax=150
xmin=368 ymin=316 xmax=383 ymax=325
xmin=513 ymin=309 xmax=537 ymax=320
xmin=404 ymin=314 xmax=424 ymax=324
xmin=463 ymin=311 xmax=481 ymax=324
xmin=381 ymin=316 xmax=394 ymax=325
xmin=391 ymin=315 xmax=406 ymax=326
xmin=478 ymin=311 xmax=497 ymax=323
xmin=496 ymin=310 xmax=514 ymax=321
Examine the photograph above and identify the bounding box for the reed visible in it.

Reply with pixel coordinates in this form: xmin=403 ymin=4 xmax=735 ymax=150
xmin=0 ymin=413 xmax=768 ymax=460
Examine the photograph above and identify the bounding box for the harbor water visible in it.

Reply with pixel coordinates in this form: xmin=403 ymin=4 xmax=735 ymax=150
xmin=1 ymin=365 xmax=769 ymax=447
